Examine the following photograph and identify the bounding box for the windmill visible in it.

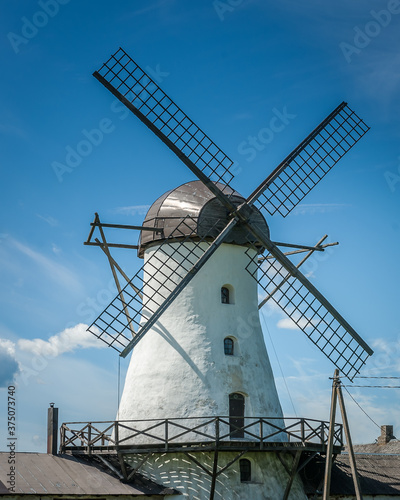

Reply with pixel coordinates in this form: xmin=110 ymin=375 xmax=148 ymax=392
xmin=80 ymin=47 xmax=374 ymax=499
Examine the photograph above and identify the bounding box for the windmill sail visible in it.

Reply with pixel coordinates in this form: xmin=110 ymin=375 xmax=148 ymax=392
xmin=246 ymin=102 xmax=370 ymax=217
xmin=88 ymin=216 xmax=217 ymax=353
xmin=245 ymin=245 xmax=371 ymax=380
xmin=93 ymin=47 xmax=235 ymax=193
xmin=90 ymin=48 xmax=373 ymax=380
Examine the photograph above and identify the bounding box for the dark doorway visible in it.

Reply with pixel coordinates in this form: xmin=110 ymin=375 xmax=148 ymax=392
xmin=229 ymin=393 xmax=245 ymax=438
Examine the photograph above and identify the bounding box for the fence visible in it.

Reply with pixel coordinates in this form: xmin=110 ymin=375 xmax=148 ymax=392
xmin=60 ymin=416 xmax=343 ymax=454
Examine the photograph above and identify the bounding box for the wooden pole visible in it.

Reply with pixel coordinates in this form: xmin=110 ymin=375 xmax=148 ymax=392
xmin=283 ymin=450 xmax=302 ymax=500
xmin=96 ymin=222 xmax=136 ymax=338
xmin=337 ymin=382 xmax=363 ymax=499
xmin=323 ymin=369 xmax=339 ymax=500
xmin=209 ymin=450 xmax=219 ymax=500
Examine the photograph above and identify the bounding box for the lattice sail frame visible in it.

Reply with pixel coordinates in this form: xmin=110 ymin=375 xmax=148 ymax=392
xmin=245 ymin=245 xmax=369 ymax=380
xmin=89 ymin=48 xmax=373 ymax=379
xmin=88 ymin=216 xmax=220 ymax=353
xmin=250 ymin=103 xmax=370 ymax=218
xmin=94 ymin=47 xmax=234 ymax=190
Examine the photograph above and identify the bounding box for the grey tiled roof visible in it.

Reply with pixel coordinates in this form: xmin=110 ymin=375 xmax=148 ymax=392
xmin=0 ymin=453 xmax=175 ymax=496
xmin=330 ymin=453 xmax=400 ymax=495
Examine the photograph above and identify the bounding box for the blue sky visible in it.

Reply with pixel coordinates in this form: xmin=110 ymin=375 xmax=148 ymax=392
xmin=0 ymin=0 xmax=399 ymax=452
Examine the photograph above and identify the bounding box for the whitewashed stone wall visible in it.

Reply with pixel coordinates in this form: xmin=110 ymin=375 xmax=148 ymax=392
xmin=118 ymin=242 xmax=283 ymax=431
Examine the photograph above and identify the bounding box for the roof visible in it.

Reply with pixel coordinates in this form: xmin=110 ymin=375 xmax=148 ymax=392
xmin=0 ymin=452 xmax=175 ymax=496
xmin=302 ymin=444 xmax=400 ymax=497
xmin=350 ymin=438 xmax=400 ymax=455
xmin=138 ymin=180 xmax=269 ymax=257
xmin=330 ymin=453 xmax=400 ymax=496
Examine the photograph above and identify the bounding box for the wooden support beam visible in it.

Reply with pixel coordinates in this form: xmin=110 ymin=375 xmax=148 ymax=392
xmin=216 ymin=450 xmax=248 ymax=477
xmin=323 ymin=369 xmax=339 ymax=500
xmin=183 ymin=452 xmax=212 ymax=477
xmin=126 ymin=452 xmax=152 ymax=482
xmin=282 ymin=450 xmax=302 ymax=500
xmin=209 ymin=451 xmax=219 ymax=500
xmin=297 ymin=452 xmax=318 ymax=473
xmin=260 ymin=241 xmax=338 ymax=260
xmin=84 ymin=241 xmax=139 ymax=250
xmin=117 ymin=452 xmax=128 ymax=480
xmin=259 ymin=235 xmax=328 ymax=309
xmin=337 ymin=381 xmax=363 ymax=499
xmin=276 ymin=451 xmax=291 ymax=476
xmin=96 ymin=226 xmax=136 ymax=338
xmin=95 ymin=238 xmax=143 ymax=299
xmin=98 ymin=456 xmax=124 ymax=480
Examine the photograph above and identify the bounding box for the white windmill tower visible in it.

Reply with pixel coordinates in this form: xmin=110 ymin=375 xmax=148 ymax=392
xmin=75 ymin=48 xmax=373 ymax=499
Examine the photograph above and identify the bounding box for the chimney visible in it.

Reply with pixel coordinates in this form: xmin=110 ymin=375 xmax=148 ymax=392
xmin=377 ymin=425 xmax=394 ymax=445
xmin=47 ymin=403 xmax=58 ymax=455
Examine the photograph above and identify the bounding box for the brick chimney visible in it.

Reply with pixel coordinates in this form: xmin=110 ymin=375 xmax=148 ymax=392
xmin=377 ymin=425 xmax=394 ymax=445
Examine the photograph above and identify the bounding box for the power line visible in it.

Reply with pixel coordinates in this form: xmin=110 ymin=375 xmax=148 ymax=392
xmin=344 ymin=385 xmax=400 ymax=389
xmin=342 ymin=385 xmax=380 ymax=429
xmin=260 ymin=311 xmax=297 ymax=417
xmin=354 ymin=376 xmax=400 ymax=379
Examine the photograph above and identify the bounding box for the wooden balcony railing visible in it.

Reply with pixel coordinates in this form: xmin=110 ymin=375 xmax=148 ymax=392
xmin=60 ymin=416 xmax=343 ymax=454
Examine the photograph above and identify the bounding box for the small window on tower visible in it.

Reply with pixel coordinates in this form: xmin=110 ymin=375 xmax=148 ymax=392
xmin=239 ymin=459 xmax=251 ymax=482
xmin=221 ymin=286 xmax=230 ymax=304
xmin=224 ymin=337 xmax=234 ymax=355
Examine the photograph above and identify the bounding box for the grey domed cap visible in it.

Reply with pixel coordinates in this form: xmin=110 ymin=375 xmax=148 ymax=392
xmin=138 ymin=181 xmax=269 ymax=257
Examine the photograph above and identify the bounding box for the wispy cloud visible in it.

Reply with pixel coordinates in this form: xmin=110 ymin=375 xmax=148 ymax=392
xmin=290 ymin=203 xmax=350 ymax=216
xmin=36 ymin=214 xmax=59 ymax=227
xmin=5 ymin=236 xmax=83 ymax=294
xmin=122 ymin=0 xmax=173 ymax=18
xmin=0 ymin=123 xmax=27 ymax=140
xmin=111 ymin=205 xmax=150 ymax=216
xmin=356 ymin=51 xmax=400 ymax=112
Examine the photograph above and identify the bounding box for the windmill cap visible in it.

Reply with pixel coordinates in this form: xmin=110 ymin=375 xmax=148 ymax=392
xmin=138 ymin=181 xmax=269 ymax=258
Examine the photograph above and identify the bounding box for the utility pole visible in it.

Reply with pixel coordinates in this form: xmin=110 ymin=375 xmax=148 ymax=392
xmin=322 ymin=370 xmax=363 ymax=500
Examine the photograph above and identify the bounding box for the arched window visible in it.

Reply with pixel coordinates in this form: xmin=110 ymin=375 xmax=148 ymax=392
xmin=224 ymin=337 xmax=234 ymax=355
xmin=229 ymin=393 xmax=245 ymax=438
xmin=221 ymin=286 xmax=229 ymax=304
xmin=239 ymin=459 xmax=251 ymax=482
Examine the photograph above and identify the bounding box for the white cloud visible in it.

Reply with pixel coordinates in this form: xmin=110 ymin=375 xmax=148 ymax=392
xmin=18 ymin=324 xmax=105 ymax=358
xmin=277 ymin=316 xmax=315 ymax=330
xmin=290 ymin=203 xmax=350 ymax=216
xmin=0 ymin=339 xmax=20 ymax=387
xmin=111 ymin=205 xmax=150 ymax=216
xmin=36 ymin=214 xmax=59 ymax=227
